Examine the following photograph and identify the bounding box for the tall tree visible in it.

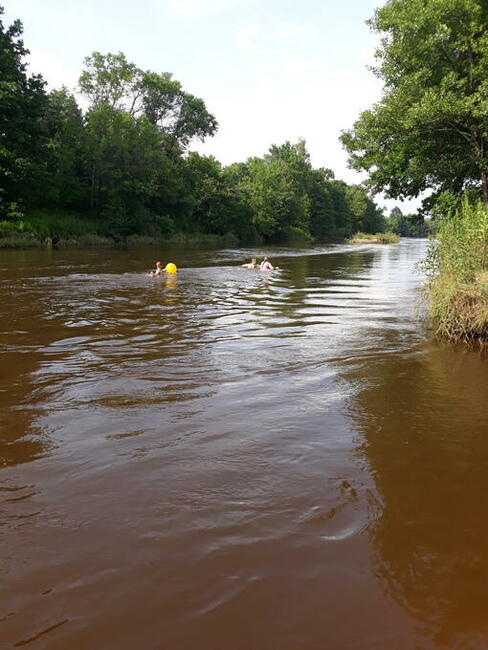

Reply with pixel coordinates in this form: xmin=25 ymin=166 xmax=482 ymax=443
xmin=84 ymin=105 xmax=175 ymax=231
xmin=341 ymin=0 xmax=488 ymax=207
xmin=183 ymin=153 xmax=253 ymax=237
xmin=239 ymin=155 xmax=310 ymax=239
xmin=0 ymin=6 xmax=47 ymax=218
xmin=38 ymin=88 xmax=87 ymax=209
xmin=308 ymin=168 xmax=336 ymax=239
xmin=79 ymin=52 xmax=217 ymax=151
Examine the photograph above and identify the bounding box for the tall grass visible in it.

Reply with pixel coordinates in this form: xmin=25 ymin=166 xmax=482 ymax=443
xmin=427 ymin=199 xmax=488 ymax=341
xmin=0 ymin=210 xmax=246 ymax=248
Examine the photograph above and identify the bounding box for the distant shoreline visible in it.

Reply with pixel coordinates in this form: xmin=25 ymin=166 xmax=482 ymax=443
xmin=348 ymin=232 xmax=400 ymax=245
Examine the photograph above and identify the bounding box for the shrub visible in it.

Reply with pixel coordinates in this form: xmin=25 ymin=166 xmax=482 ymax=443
xmin=377 ymin=232 xmax=400 ymax=244
xmin=347 ymin=231 xmax=399 ymax=244
xmin=276 ymin=226 xmax=312 ymax=245
xmin=427 ymin=199 xmax=488 ymax=341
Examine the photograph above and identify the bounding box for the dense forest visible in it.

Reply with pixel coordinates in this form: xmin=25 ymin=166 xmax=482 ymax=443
xmin=0 ymin=6 xmax=395 ymax=247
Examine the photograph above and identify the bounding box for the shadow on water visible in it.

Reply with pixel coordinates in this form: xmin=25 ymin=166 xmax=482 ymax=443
xmin=345 ymin=341 xmax=488 ymax=648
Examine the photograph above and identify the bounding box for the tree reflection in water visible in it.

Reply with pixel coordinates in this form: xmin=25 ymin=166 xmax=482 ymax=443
xmin=346 ymin=341 xmax=488 ymax=647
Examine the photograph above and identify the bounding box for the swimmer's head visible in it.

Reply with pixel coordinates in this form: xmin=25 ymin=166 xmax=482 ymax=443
xmin=156 ymin=261 xmax=162 ymax=267
xmin=251 ymin=258 xmax=257 ymax=264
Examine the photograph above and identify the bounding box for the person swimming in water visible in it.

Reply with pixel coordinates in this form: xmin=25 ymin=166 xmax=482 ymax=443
xmin=149 ymin=261 xmax=163 ymax=276
xmin=241 ymin=258 xmax=260 ymax=269
xmin=260 ymin=256 xmax=276 ymax=271
xmin=149 ymin=261 xmax=178 ymax=276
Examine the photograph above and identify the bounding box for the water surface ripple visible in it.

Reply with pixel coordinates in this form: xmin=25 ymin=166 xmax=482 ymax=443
xmin=2 ymin=240 xmax=488 ymax=649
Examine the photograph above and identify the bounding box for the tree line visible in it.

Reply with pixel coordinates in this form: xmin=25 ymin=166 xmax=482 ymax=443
xmin=0 ymin=6 xmax=389 ymax=244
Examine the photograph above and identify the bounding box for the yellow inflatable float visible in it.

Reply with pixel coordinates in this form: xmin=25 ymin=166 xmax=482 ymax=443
xmin=164 ymin=262 xmax=177 ymax=274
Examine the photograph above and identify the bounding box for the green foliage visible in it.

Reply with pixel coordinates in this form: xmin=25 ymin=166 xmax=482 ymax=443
xmin=0 ymin=7 xmax=48 ymax=219
xmin=238 ymin=155 xmax=306 ymax=237
xmin=348 ymin=231 xmax=400 ymax=244
xmin=84 ymin=105 xmax=175 ymax=231
xmin=376 ymin=232 xmax=400 ymax=244
xmin=277 ymin=226 xmax=313 ymax=245
xmin=435 ymin=199 xmax=488 ymax=282
xmin=387 ymin=206 xmax=429 ymax=237
xmin=2 ymin=5 xmax=388 ymax=247
xmin=341 ymin=0 xmax=488 ymax=207
xmin=234 ymin=141 xmax=384 ymax=242
xmin=427 ymin=199 xmax=488 ymax=340
xmin=39 ymin=88 xmax=87 ymax=209
xmin=79 ymin=51 xmax=218 ymax=149
xmin=183 ymin=153 xmax=254 ymax=239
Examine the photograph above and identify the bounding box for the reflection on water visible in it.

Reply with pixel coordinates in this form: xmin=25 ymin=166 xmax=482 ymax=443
xmin=1 ymin=240 xmax=487 ymax=649
xmin=347 ymin=344 xmax=488 ymax=648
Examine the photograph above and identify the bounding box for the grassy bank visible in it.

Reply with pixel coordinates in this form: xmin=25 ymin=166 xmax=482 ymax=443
xmin=347 ymin=232 xmax=400 ymax=244
xmin=426 ymin=200 xmax=488 ymax=342
xmin=0 ymin=229 xmax=241 ymax=249
xmin=0 ymin=210 xmax=342 ymax=250
xmin=0 ymin=211 xmax=242 ymax=249
xmin=0 ymin=211 xmax=398 ymax=251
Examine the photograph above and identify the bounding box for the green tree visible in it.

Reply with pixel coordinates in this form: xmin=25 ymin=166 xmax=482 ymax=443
xmin=239 ymin=155 xmax=310 ymax=239
xmin=328 ymin=180 xmax=354 ymax=237
xmin=341 ymin=0 xmax=488 ymax=207
xmin=39 ymin=88 xmax=87 ymax=209
xmin=389 ymin=206 xmax=428 ymax=236
xmin=84 ymin=105 xmax=174 ymax=233
xmin=79 ymin=52 xmax=217 ymax=151
xmin=183 ymin=153 xmax=253 ymax=237
xmin=0 ymin=6 xmax=47 ymax=218
xmin=308 ymin=168 xmax=336 ymax=239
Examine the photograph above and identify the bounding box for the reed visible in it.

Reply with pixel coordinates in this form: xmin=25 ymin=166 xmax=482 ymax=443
xmin=427 ymin=199 xmax=488 ymax=341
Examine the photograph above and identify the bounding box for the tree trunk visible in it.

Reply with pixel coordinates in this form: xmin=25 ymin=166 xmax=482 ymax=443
xmin=90 ymin=163 xmax=96 ymax=213
xmin=482 ymin=170 xmax=488 ymax=205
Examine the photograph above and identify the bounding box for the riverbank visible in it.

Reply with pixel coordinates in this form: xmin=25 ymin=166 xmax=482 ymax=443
xmin=348 ymin=232 xmax=400 ymax=244
xmin=0 ymin=231 xmax=242 ymax=250
xmin=0 ymin=214 xmax=398 ymax=250
xmin=0 ymin=211 xmax=242 ymax=249
xmin=427 ymin=200 xmax=488 ymax=342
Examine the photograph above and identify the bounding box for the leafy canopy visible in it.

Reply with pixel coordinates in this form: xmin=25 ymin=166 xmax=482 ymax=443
xmin=341 ymin=0 xmax=488 ymax=208
xmin=0 ymin=7 xmax=47 ymax=218
xmin=79 ymin=52 xmax=217 ymax=149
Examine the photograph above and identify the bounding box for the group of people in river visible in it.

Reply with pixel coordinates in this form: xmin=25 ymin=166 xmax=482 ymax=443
xmin=148 ymin=256 xmax=278 ymax=276
xmin=241 ymin=257 xmax=278 ymax=270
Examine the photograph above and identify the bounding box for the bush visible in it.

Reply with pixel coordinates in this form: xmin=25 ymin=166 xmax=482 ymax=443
xmin=347 ymin=231 xmax=399 ymax=244
xmin=377 ymin=232 xmax=400 ymax=244
xmin=0 ymin=220 xmax=40 ymax=247
xmin=23 ymin=210 xmax=100 ymax=240
xmin=0 ymin=220 xmax=24 ymax=235
xmin=275 ymin=226 xmax=312 ymax=245
xmin=427 ymin=199 xmax=488 ymax=341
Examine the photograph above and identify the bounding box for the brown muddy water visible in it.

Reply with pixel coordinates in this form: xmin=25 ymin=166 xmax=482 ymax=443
xmin=1 ymin=240 xmax=488 ymax=650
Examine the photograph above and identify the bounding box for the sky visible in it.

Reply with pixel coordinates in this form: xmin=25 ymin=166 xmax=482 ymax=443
xmin=4 ymin=0 xmax=421 ymax=213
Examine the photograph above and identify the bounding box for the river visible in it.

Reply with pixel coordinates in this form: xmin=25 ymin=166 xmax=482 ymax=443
xmin=2 ymin=239 xmax=488 ymax=649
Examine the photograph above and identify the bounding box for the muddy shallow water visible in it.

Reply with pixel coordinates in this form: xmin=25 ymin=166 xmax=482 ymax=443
xmin=2 ymin=240 xmax=488 ymax=649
